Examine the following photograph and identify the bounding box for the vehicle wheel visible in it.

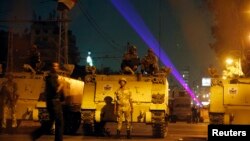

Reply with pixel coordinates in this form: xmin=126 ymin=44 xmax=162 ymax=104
xmin=64 ymin=112 xmax=81 ymax=135
xmin=152 ymin=122 xmax=167 ymax=138
xmin=82 ymin=123 xmax=94 ymax=136
xmin=81 ymin=110 xmax=95 ymax=136
xmin=151 ymin=111 xmax=167 ymax=138
xmin=209 ymin=113 xmax=224 ymax=124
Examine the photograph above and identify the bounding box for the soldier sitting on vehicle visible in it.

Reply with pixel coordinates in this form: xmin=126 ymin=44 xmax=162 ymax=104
xmin=121 ymin=44 xmax=140 ymax=75
xmin=29 ymin=44 xmax=43 ymax=72
xmin=141 ymin=48 xmax=159 ymax=75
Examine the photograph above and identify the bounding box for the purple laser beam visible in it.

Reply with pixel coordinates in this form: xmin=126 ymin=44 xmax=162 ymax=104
xmin=110 ymin=0 xmax=201 ymax=105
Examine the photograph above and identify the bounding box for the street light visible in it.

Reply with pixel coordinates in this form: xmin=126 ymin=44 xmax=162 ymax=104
xmin=225 ymin=58 xmax=233 ymax=65
xmin=223 ymin=56 xmax=244 ymax=78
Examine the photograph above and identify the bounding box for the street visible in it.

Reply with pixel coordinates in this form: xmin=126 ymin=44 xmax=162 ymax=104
xmin=0 ymin=121 xmax=208 ymax=141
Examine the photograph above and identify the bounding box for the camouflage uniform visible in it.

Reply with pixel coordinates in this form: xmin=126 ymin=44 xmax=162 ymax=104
xmin=121 ymin=45 xmax=140 ymax=74
xmin=114 ymin=78 xmax=133 ymax=138
xmin=141 ymin=49 xmax=159 ymax=75
xmin=1 ymin=73 xmax=18 ymax=128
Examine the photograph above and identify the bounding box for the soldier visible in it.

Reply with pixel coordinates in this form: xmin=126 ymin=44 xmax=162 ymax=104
xmin=141 ymin=48 xmax=159 ymax=75
xmin=114 ymin=78 xmax=133 ymax=139
xmin=29 ymin=44 xmax=42 ymax=71
xmin=31 ymin=62 xmax=64 ymax=141
xmin=0 ymin=73 xmax=18 ymax=128
xmin=121 ymin=44 xmax=140 ymax=75
xmin=191 ymin=105 xmax=198 ymax=123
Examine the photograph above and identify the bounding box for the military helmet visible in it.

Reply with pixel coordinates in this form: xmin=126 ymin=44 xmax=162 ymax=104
xmin=129 ymin=45 xmax=137 ymax=51
xmin=131 ymin=45 xmax=136 ymax=49
xmin=119 ymin=77 xmax=127 ymax=83
xmin=52 ymin=62 xmax=60 ymax=68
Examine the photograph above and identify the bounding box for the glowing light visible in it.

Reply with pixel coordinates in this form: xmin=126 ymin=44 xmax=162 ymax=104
xmin=110 ymin=0 xmax=201 ymax=105
xmin=86 ymin=51 xmax=93 ymax=66
xmin=225 ymin=58 xmax=233 ymax=65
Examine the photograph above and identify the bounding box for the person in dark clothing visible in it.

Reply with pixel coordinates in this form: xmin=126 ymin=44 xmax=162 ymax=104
xmin=29 ymin=44 xmax=41 ymax=71
xmin=121 ymin=45 xmax=140 ymax=75
xmin=191 ymin=106 xmax=198 ymax=123
xmin=31 ymin=62 xmax=64 ymax=141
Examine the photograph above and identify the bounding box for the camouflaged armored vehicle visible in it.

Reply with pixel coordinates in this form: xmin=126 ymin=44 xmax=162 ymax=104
xmin=0 ymin=65 xmax=84 ymax=134
xmin=81 ymin=71 xmax=170 ymax=138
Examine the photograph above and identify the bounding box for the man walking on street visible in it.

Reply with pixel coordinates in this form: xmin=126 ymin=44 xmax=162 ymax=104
xmin=31 ymin=62 xmax=64 ymax=141
xmin=114 ymin=77 xmax=133 ymax=139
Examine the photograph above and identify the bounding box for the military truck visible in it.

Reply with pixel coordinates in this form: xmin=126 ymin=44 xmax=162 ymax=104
xmin=168 ymin=89 xmax=192 ymax=123
xmin=81 ymin=73 xmax=169 ymax=138
xmin=0 ymin=67 xmax=84 ymax=134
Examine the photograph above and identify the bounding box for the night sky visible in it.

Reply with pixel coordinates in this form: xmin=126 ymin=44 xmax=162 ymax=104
xmin=0 ymin=0 xmax=219 ymax=86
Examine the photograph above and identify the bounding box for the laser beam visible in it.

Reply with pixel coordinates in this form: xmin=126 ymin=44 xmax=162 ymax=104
xmin=111 ymin=0 xmax=201 ymax=105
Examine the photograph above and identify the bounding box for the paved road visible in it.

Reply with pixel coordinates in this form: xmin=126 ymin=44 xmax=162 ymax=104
xmin=0 ymin=121 xmax=208 ymax=141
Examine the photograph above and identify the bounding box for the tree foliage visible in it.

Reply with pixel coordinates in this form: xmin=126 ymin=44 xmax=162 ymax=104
xmin=206 ymin=0 xmax=250 ymax=59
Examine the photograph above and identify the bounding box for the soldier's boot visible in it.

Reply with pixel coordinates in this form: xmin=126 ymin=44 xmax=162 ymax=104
xmin=127 ymin=130 xmax=131 ymax=139
xmin=12 ymin=120 xmax=17 ymax=128
xmin=1 ymin=119 xmax=7 ymax=129
xmin=12 ymin=114 xmax=17 ymax=128
xmin=116 ymin=130 xmax=120 ymax=138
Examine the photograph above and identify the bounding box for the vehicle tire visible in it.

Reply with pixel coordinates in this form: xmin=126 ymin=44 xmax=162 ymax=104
xmin=64 ymin=112 xmax=81 ymax=135
xmin=152 ymin=122 xmax=167 ymax=138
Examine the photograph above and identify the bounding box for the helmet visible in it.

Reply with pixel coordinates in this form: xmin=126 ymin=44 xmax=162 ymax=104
xmin=119 ymin=77 xmax=127 ymax=83
xmin=131 ymin=45 xmax=136 ymax=49
xmin=129 ymin=45 xmax=137 ymax=51
xmin=52 ymin=62 xmax=60 ymax=68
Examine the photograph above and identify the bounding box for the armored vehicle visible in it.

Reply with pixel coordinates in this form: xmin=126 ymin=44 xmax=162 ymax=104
xmin=81 ymin=73 xmax=169 ymax=138
xmin=208 ymin=55 xmax=250 ymax=124
xmin=169 ymin=90 xmax=192 ymax=123
xmin=209 ymin=77 xmax=250 ymax=124
xmin=0 ymin=67 xmax=84 ymax=134
xmin=0 ymin=72 xmax=45 ymax=127
xmin=34 ymin=74 xmax=84 ymax=134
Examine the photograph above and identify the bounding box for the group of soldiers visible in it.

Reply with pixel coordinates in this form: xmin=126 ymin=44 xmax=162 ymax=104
xmin=121 ymin=44 xmax=159 ymax=75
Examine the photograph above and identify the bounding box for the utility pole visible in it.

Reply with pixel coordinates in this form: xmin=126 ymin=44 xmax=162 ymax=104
xmin=58 ymin=8 xmax=69 ymax=64
xmin=6 ymin=28 xmax=13 ymax=72
xmin=57 ymin=0 xmax=77 ymax=64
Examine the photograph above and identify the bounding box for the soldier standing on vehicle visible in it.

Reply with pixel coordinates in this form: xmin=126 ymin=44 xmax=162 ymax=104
xmin=31 ymin=62 xmax=64 ymax=141
xmin=141 ymin=48 xmax=159 ymax=75
xmin=0 ymin=73 xmax=18 ymax=129
xmin=121 ymin=44 xmax=140 ymax=75
xmin=114 ymin=78 xmax=133 ymax=139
